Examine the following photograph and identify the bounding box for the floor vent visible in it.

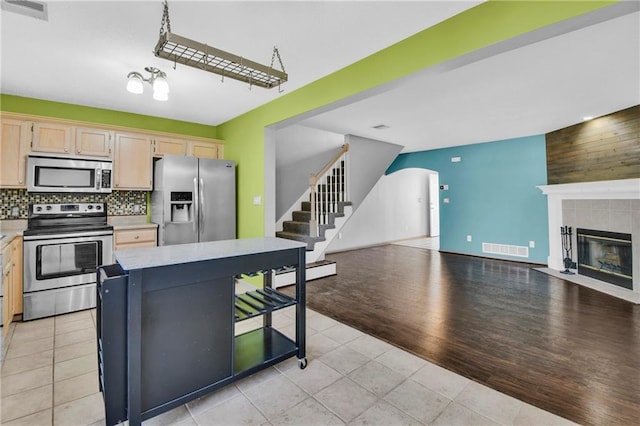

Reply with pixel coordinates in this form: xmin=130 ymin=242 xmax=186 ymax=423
xmin=482 ymin=242 xmax=529 ymax=258
xmin=2 ymin=0 xmax=48 ymax=21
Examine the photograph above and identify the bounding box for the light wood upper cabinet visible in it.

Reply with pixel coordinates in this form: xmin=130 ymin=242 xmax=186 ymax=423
xmin=75 ymin=127 xmax=113 ymax=157
xmin=113 ymin=133 xmax=153 ymax=190
xmin=32 ymin=122 xmax=74 ymax=154
xmin=0 ymin=118 xmax=31 ymax=188
xmin=153 ymin=136 xmax=187 ymax=157
xmin=188 ymin=140 xmax=219 ymax=159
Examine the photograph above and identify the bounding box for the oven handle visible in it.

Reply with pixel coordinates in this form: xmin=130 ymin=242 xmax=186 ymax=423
xmin=23 ymin=230 xmax=114 ymax=241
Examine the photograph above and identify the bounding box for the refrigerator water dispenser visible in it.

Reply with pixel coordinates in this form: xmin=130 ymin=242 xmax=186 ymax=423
xmin=170 ymin=192 xmax=193 ymax=223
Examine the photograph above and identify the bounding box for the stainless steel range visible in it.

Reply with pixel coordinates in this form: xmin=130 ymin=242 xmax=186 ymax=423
xmin=23 ymin=203 xmax=113 ymax=320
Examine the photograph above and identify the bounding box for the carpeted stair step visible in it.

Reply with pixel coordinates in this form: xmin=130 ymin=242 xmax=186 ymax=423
xmin=292 ymin=210 xmax=312 ymax=222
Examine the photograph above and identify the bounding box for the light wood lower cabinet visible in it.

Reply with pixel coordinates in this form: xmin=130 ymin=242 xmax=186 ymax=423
xmin=2 ymin=236 xmax=23 ymax=333
xmin=114 ymin=227 xmax=157 ymax=251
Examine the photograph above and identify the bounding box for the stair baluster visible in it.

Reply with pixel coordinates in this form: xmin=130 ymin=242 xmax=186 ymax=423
xmin=309 ymin=144 xmax=349 ymax=238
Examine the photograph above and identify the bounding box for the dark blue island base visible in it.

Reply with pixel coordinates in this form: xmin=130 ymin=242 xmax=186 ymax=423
xmin=97 ymin=237 xmax=307 ymax=426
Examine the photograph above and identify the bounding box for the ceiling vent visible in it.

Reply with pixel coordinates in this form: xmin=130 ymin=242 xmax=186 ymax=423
xmin=1 ymin=0 xmax=48 ymax=21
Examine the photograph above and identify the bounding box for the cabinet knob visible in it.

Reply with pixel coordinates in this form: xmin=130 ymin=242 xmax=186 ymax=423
xmin=64 ymin=148 xmax=69 ymax=152
xmin=134 ymin=235 xmax=140 ymax=239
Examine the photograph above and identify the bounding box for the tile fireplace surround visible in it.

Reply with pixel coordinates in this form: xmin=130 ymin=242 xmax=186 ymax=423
xmin=539 ymin=178 xmax=640 ymax=304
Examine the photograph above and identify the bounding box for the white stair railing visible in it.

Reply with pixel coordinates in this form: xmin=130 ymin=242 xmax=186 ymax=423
xmin=309 ymin=144 xmax=349 ymax=238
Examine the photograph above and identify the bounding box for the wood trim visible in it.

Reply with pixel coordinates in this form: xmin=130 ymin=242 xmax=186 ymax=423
xmin=546 ymin=105 xmax=640 ymax=184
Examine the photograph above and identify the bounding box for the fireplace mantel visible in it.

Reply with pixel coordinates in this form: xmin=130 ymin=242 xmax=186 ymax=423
xmin=538 ymin=178 xmax=640 ymax=303
xmin=538 ymin=178 xmax=640 ymax=199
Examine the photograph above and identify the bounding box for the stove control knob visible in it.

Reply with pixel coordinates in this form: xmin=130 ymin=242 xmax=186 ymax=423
xmin=87 ymin=205 xmax=93 ymax=210
xmin=95 ymin=205 xmax=102 ymax=210
xmin=35 ymin=206 xmax=43 ymax=212
xmin=46 ymin=205 xmax=52 ymax=211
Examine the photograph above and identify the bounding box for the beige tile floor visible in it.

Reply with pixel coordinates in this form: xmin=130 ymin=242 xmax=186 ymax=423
xmin=1 ymin=305 xmax=577 ymax=426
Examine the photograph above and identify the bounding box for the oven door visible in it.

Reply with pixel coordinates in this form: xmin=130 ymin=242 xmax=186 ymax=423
xmin=24 ymin=231 xmax=113 ymax=293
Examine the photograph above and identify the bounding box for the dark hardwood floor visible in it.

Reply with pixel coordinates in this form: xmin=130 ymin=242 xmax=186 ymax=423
xmin=286 ymin=245 xmax=640 ymax=426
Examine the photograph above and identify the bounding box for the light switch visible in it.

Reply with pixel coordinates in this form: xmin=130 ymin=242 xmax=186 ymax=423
xmin=443 ymin=198 xmax=450 ymax=204
xmin=253 ymin=196 xmax=262 ymax=206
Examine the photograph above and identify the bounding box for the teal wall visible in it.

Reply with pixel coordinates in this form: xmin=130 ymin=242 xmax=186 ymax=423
xmin=387 ymin=135 xmax=549 ymax=263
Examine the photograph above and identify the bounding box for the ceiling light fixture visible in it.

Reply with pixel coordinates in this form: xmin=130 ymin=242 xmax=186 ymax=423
xmin=153 ymin=1 xmax=287 ymax=91
xmin=126 ymin=66 xmax=169 ymax=101
xmin=582 ymin=116 xmax=594 ymax=121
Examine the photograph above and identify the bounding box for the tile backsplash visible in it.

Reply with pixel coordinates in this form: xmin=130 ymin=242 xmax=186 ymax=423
xmin=0 ymin=189 xmax=147 ymax=219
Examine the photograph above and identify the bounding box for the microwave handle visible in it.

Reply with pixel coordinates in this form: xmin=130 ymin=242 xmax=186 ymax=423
xmin=96 ymin=168 xmax=102 ymax=191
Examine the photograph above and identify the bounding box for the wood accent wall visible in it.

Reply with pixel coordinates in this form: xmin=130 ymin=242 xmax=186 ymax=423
xmin=546 ymin=105 xmax=639 ymax=184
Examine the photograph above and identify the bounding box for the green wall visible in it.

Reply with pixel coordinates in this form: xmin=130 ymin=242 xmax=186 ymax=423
xmin=217 ymin=0 xmax=616 ymax=238
xmin=0 ymin=94 xmax=217 ymax=139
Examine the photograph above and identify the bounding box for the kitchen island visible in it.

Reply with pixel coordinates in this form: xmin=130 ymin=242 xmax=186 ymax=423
xmin=98 ymin=237 xmax=307 ymax=426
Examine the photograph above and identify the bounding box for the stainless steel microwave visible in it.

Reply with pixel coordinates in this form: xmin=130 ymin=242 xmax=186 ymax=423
xmin=27 ymin=155 xmax=112 ymax=193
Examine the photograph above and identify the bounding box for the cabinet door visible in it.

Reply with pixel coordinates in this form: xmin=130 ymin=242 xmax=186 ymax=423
xmin=187 ymin=141 xmax=218 ymax=159
xmin=11 ymin=238 xmax=23 ymax=315
xmin=154 ymin=137 xmax=187 ymax=157
xmin=2 ymin=246 xmax=14 ymax=333
xmin=114 ymin=133 xmax=153 ymax=190
xmin=0 ymin=119 xmax=31 ymax=187
xmin=32 ymin=122 xmax=73 ymax=154
xmin=76 ymin=127 xmax=113 ymax=157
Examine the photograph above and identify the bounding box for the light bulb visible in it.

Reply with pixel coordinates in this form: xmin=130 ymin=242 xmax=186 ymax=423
xmin=153 ymin=89 xmax=169 ymax=101
xmin=126 ymin=73 xmax=144 ymax=94
xmin=153 ymin=74 xmax=169 ymax=95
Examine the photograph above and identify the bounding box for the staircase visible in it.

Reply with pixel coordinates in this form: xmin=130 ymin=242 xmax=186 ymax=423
xmin=275 ymin=145 xmax=352 ymax=287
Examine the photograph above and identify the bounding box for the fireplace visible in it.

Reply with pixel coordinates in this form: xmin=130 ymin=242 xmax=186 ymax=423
xmin=577 ymin=228 xmax=632 ymax=289
xmin=538 ymin=179 xmax=639 ymax=303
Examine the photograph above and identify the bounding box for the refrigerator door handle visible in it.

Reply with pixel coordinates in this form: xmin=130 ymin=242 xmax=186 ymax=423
xmin=199 ymin=177 xmax=205 ymax=235
xmin=193 ymin=177 xmax=199 ymax=234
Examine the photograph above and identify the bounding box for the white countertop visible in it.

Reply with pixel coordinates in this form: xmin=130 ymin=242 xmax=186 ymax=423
xmin=114 ymin=237 xmax=306 ymax=270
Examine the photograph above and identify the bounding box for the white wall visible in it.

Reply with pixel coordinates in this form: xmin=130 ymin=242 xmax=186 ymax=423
xmin=275 ymin=125 xmax=344 ymax=220
xmin=327 ymin=168 xmax=434 ymax=252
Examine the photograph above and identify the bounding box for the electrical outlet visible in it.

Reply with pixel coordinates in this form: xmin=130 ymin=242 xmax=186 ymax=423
xmin=338 ymin=232 xmax=343 ymax=240
xmin=529 ymin=240 xmax=535 ymax=248
xmin=253 ymin=196 xmax=261 ymax=206
xmin=10 ymin=206 xmax=19 ymax=218
xmin=133 ymin=204 xmax=141 ymax=214
xmin=467 ymin=235 xmax=472 ymax=242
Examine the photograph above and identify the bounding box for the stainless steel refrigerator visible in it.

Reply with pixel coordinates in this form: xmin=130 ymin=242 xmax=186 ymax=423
xmin=151 ymin=155 xmax=236 ymax=245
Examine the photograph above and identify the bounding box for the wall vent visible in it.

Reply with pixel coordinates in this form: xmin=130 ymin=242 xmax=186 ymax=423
xmin=1 ymin=0 xmax=48 ymax=21
xmin=482 ymin=242 xmax=529 ymax=258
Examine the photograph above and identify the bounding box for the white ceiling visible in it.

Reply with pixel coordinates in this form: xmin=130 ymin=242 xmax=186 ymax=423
xmin=2 ymin=1 xmax=639 ymax=156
